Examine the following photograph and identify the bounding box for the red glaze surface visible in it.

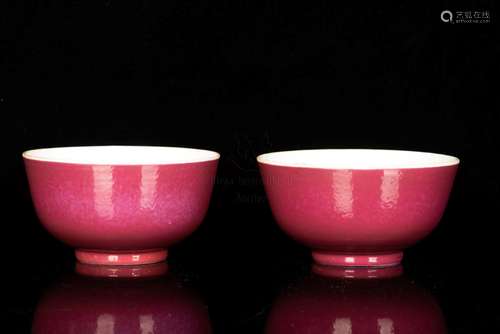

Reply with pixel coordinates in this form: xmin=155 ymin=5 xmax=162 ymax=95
xmin=266 ymin=273 xmax=446 ymax=334
xmin=259 ymin=159 xmax=458 ymax=267
xmin=24 ymin=156 xmax=218 ymax=265
xmin=32 ymin=270 xmax=212 ymax=333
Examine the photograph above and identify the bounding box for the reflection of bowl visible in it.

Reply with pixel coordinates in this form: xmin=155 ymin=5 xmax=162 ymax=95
xmin=312 ymin=263 xmax=403 ymax=279
xmin=266 ymin=272 xmax=446 ymax=334
xmin=24 ymin=146 xmax=219 ymax=265
xmin=76 ymin=262 xmax=169 ymax=278
xmin=32 ymin=268 xmax=212 ymax=333
xmin=258 ymin=149 xmax=459 ymax=267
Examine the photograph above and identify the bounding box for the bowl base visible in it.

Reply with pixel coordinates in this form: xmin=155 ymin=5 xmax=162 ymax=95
xmin=312 ymin=250 xmax=403 ymax=267
xmin=75 ymin=249 xmax=168 ymax=266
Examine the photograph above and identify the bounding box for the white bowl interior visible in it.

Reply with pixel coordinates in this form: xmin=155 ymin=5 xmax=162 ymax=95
xmin=23 ymin=146 xmax=220 ymax=165
xmin=257 ymin=149 xmax=459 ymax=169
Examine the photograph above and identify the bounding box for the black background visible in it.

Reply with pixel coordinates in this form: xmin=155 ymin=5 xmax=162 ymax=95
xmin=2 ymin=0 xmax=498 ymax=332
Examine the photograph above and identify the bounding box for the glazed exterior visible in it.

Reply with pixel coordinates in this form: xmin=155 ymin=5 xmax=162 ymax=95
xmin=24 ymin=158 xmax=218 ymax=251
xmin=259 ymin=162 xmax=458 ymax=265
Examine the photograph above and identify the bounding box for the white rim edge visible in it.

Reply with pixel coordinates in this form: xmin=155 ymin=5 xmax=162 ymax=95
xmin=22 ymin=145 xmax=220 ymax=165
xmin=256 ymin=149 xmax=460 ymax=170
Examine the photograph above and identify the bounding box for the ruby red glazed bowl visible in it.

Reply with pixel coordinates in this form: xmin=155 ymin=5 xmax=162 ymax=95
xmin=23 ymin=146 xmax=219 ymax=265
xmin=258 ymin=149 xmax=459 ymax=267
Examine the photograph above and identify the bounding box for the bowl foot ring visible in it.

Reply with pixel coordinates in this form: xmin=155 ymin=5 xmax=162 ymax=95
xmin=312 ymin=251 xmax=403 ymax=267
xmin=75 ymin=249 xmax=168 ymax=266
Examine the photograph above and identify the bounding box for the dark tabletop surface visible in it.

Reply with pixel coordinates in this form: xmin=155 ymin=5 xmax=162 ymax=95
xmin=4 ymin=205 xmax=500 ymax=333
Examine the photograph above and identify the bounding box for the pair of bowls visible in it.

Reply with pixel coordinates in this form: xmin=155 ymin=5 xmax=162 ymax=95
xmin=23 ymin=146 xmax=459 ymax=267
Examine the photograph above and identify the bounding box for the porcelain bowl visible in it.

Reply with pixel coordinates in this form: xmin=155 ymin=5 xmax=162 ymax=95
xmin=24 ymin=146 xmax=219 ymax=265
xmin=258 ymin=149 xmax=459 ymax=267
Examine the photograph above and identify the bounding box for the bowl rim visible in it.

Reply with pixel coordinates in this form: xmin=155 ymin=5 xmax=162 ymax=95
xmin=256 ymin=149 xmax=460 ymax=170
xmin=22 ymin=145 xmax=220 ymax=165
